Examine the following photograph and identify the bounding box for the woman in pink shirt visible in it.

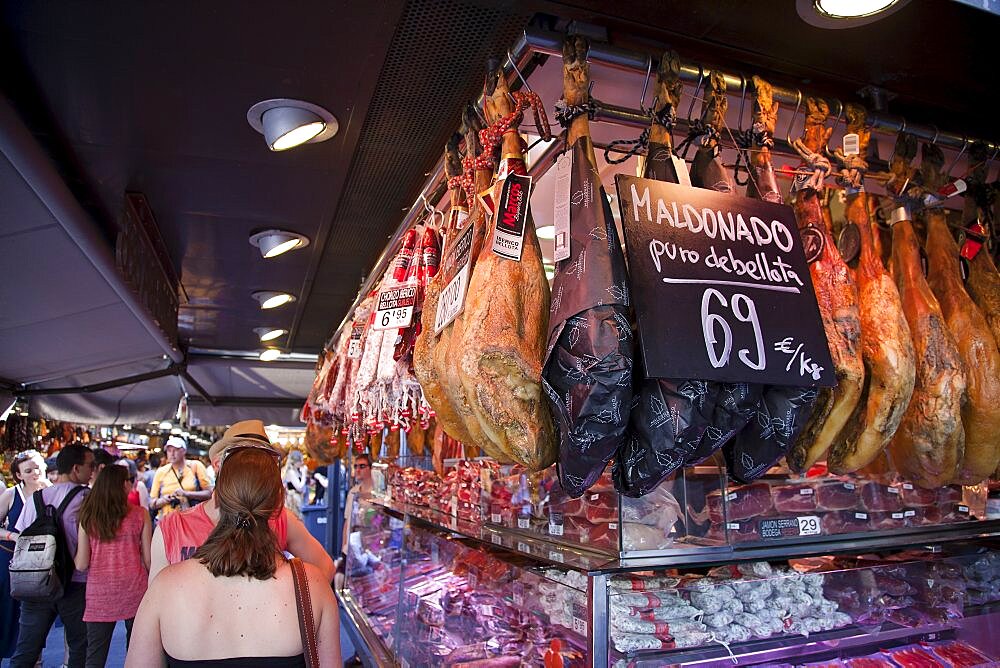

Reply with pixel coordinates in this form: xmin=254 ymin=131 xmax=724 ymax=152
xmin=75 ymin=465 xmax=152 ymax=667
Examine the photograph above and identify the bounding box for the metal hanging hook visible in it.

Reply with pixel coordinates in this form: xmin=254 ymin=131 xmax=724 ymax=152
xmin=946 ymin=136 xmax=969 ymax=176
xmin=784 ymin=89 xmax=803 ymax=146
xmin=685 ymin=66 xmax=705 ymax=123
xmin=639 ymin=54 xmax=653 ymax=110
xmin=506 ymin=50 xmax=534 ymax=94
xmin=888 ymin=119 xmax=907 ymax=165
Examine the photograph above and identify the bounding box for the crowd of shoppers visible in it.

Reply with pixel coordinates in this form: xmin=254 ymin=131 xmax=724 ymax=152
xmin=0 ymin=419 xmax=346 ymax=667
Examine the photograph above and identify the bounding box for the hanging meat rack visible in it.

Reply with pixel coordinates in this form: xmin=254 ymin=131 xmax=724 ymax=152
xmin=324 ymin=25 xmax=999 ymax=353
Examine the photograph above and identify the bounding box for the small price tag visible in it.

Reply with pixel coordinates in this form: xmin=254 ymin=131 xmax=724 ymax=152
xmin=373 ymin=283 xmax=418 ymax=331
xmin=671 ymin=154 xmax=692 ymax=188
xmin=726 ymin=522 xmax=740 ymax=530
xmin=843 ymin=133 xmax=860 ymax=156
xmin=608 ymin=522 xmax=618 ymax=531
xmin=347 ymin=323 xmax=365 ymax=358
xmin=797 ymin=515 xmax=821 ymax=536
xmin=726 ymin=492 xmax=737 ymax=501
xmin=513 ymin=583 xmax=525 ymax=607
xmin=855 ymin=512 xmax=868 ymax=520
xmin=467 ymin=568 xmax=478 ymax=590
xmin=553 ymin=151 xmax=572 ymax=262
xmin=572 ymin=616 xmax=588 ymax=636
xmin=799 ymin=488 xmax=814 ymax=496
xmin=844 ymin=482 xmax=856 ymax=490
xmin=517 ymin=517 xmax=531 ymax=530
xmin=548 ymin=511 xmax=564 ymax=536
xmin=549 ymin=550 xmax=565 ymax=563
xmin=887 ymin=486 xmax=900 ymax=495
xmin=903 ymin=483 xmax=914 ymax=490
xmin=491 ymin=533 xmax=502 ymax=545
xmin=434 ymin=222 xmax=475 ymax=334
xmin=959 ymin=505 xmax=970 ymax=514
xmin=491 ymin=513 xmax=501 ymax=524
xmin=518 ymin=542 xmax=530 ymax=554
xmin=590 ymin=493 xmax=599 ymax=501
xmin=904 ymin=510 xmax=916 ymax=518
xmin=892 ymin=512 xmax=905 ymax=520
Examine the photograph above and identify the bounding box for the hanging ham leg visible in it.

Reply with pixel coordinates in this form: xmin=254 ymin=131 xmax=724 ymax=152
xmin=965 ymin=244 xmax=1000 ymax=348
xmin=887 ymin=134 xmax=966 ymax=488
xmin=962 ymin=165 xmax=1000 ymax=348
xmin=454 ymin=65 xmax=556 ymax=470
xmin=415 ymin=133 xmax=474 ymax=443
xmin=826 ymin=104 xmax=915 ymax=474
xmin=922 ymin=144 xmax=999 ymax=484
xmin=543 ymin=35 xmax=634 ymax=497
xmin=785 ymin=98 xmax=864 ymax=472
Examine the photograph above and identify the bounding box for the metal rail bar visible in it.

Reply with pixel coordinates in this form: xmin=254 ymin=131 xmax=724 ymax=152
xmin=515 ymin=26 xmax=998 ymax=154
xmin=15 ymin=363 xmax=184 ymax=396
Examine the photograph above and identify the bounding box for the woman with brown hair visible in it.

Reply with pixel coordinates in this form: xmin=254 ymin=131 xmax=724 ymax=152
xmin=0 ymin=450 xmax=50 ymax=658
xmin=75 ymin=464 xmax=152 ymax=667
xmin=126 ymin=446 xmax=340 ymax=667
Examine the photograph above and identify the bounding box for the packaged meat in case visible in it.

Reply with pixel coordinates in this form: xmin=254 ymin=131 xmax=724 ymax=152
xmin=929 ymin=639 xmax=996 ymax=667
xmin=815 ymin=479 xmax=861 ymax=510
xmin=860 ymin=481 xmax=904 ymax=512
xmin=773 ymin=482 xmax=819 ymax=513
xmin=900 ymin=481 xmax=938 ymax=507
xmin=706 ymin=482 xmax=772 ymax=523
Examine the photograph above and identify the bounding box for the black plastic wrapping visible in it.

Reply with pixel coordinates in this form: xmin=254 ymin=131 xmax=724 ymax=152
xmin=690 ymin=382 xmax=762 ymax=464
xmin=543 ymin=137 xmax=633 ymax=498
xmin=613 ymin=142 xmax=726 ymax=497
xmin=725 ymin=385 xmax=819 ymax=483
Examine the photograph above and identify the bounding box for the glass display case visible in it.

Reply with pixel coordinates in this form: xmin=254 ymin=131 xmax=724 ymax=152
xmin=339 ymin=489 xmax=1000 ymax=667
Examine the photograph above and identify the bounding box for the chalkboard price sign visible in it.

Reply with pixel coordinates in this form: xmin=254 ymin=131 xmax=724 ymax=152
xmin=614 ymin=175 xmax=835 ymax=387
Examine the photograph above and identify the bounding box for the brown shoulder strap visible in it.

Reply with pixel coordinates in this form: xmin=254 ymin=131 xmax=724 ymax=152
xmin=290 ymin=557 xmax=320 ymax=668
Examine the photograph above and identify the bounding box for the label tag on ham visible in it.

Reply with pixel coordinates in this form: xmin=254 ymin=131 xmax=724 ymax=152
xmin=615 ymin=176 xmax=835 ymax=386
xmin=553 ymin=151 xmax=572 ymax=262
xmin=347 ymin=322 xmax=365 ymax=359
xmin=373 ymin=282 xmax=417 ymax=330
xmin=433 ymin=224 xmax=475 ymax=334
xmin=491 ymin=173 xmax=533 ymax=261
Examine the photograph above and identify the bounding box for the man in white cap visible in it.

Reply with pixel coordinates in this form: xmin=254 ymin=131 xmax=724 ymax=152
xmin=147 ymin=420 xmax=335 ymax=584
xmin=149 ymin=436 xmax=213 ymax=519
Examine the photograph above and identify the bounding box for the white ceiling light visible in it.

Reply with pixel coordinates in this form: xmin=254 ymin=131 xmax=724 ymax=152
xmin=259 ymin=348 xmax=282 ymax=362
xmin=249 ymin=229 xmax=310 ymax=258
xmin=815 ymin=0 xmax=898 ymax=17
xmin=247 ymin=99 xmax=339 ymax=152
xmin=536 ymin=225 xmax=556 ymax=240
xmin=252 ymin=291 xmax=296 ymax=310
xmin=254 ymin=327 xmax=288 ymax=342
xmin=798 ymin=0 xmax=908 ymax=27
xmin=158 ymin=421 xmax=172 ymax=430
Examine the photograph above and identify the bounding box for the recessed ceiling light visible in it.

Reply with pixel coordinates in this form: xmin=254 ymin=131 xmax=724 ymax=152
xmin=252 ymin=291 xmax=296 ymax=310
xmin=259 ymin=348 xmax=282 ymax=362
xmin=249 ymin=230 xmax=310 ymax=258
xmin=247 ymin=99 xmax=339 ymax=151
xmin=536 ymin=225 xmax=556 ymax=240
xmin=798 ymin=0 xmax=908 ymax=27
xmin=254 ymin=327 xmax=287 ymax=342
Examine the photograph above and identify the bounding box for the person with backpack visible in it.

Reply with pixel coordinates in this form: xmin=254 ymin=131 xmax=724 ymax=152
xmin=74 ymin=465 xmax=151 ymax=667
xmin=0 ymin=449 xmax=52 ymax=658
xmin=149 ymin=436 xmax=212 ymax=520
xmin=8 ymin=443 xmax=94 ymax=668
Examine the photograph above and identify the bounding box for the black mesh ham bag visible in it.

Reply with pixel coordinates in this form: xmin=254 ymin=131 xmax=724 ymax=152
xmin=543 ymin=137 xmax=633 ymax=498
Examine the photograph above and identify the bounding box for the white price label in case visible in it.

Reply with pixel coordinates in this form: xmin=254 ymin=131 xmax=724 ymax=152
xmin=518 ymin=542 xmax=530 ymax=554
xmin=549 ymin=550 xmax=565 ymax=563
xmin=797 ymin=515 xmax=821 ymax=536
xmin=492 ymin=533 xmax=502 ymax=545
xmin=799 ymin=488 xmax=814 ymax=496
xmin=517 ymin=517 xmax=531 ymax=530
xmin=553 ymin=150 xmax=572 ymax=262
xmin=373 ymin=283 xmax=417 ymax=331
xmin=491 ymin=513 xmax=501 ymax=524
xmin=572 ymin=616 xmax=588 ymax=635
xmin=843 ymin=133 xmax=860 ymax=156
xmin=548 ymin=522 xmax=564 ymax=537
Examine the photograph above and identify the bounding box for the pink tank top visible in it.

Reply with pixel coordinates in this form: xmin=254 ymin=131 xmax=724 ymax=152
xmin=160 ymin=503 xmax=289 ymax=564
xmin=84 ymin=506 xmax=148 ymax=622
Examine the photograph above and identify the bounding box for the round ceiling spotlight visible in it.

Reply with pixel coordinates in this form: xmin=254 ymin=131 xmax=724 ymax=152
xmin=254 ymin=327 xmax=288 ymax=342
xmin=259 ymin=348 xmax=282 ymax=362
xmin=249 ymin=229 xmax=310 ymax=258
xmin=252 ymin=291 xmax=296 ymax=310
xmin=247 ymin=99 xmax=339 ymax=152
xmin=797 ymin=0 xmax=908 ymax=27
